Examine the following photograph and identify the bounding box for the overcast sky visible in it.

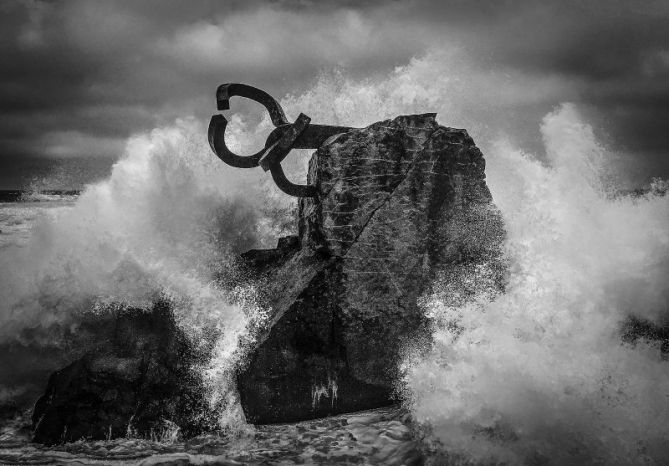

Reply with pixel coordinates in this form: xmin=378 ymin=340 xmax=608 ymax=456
xmin=1 ymin=0 xmax=668 ymax=189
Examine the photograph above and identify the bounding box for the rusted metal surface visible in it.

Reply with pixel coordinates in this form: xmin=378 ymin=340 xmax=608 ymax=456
xmin=208 ymin=83 xmax=356 ymax=197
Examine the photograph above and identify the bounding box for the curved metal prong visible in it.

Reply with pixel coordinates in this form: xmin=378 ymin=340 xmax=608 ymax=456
xmin=216 ymin=83 xmax=289 ymax=127
xmin=208 ymin=114 xmax=264 ymax=168
xmin=269 ymin=163 xmax=317 ymax=198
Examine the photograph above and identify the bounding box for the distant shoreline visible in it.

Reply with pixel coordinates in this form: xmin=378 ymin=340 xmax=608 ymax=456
xmin=0 ymin=190 xmax=81 ymax=203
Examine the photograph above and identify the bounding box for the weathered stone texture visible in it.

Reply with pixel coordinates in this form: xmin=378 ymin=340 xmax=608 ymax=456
xmin=31 ymin=303 xmax=213 ymax=445
xmin=31 ymin=113 xmax=505 ymax=438
xmin=239 ymin=114 xmax=505 ymax=423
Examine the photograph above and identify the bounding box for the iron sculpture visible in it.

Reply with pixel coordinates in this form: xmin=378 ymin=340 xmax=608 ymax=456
xmin=208 ymin=83 xmax=355 ymax=197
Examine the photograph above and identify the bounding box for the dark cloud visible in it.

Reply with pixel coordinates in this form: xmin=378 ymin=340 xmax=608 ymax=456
xmin=1 ymin=0 xmax=668 ymax=188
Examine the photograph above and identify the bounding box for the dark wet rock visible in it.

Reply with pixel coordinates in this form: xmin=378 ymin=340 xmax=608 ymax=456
xmin=622 ymin=316 xmax=669 ymax=358
xmin=0 ymin=400 xmax=20 ymax=421
xmin=30 ymin=113 xmax=505 ymax=440
xmin=238 ymin=114 xmax=505 ymax=424
xmin=240 ymin=234 xmax=300 ymax=273
xmin=31 ymin=302 xmax=213 ymax=445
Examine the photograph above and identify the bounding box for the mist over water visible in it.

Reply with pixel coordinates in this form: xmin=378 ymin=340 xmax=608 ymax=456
xmin=407 ymin=105 xmax=669 ymax=463
xmin=0 ymin=51 xmax=667 ymax=462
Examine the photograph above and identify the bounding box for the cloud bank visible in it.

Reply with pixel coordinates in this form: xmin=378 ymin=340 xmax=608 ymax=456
xmin=1 ymin=0 xmax=668 ymax=188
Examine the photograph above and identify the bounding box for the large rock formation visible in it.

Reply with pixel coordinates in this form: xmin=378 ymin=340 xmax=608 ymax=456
xmin=238 ymin=114 xmax=505 ymax=423
xmin=31 ymin=302 xmax=214 ymax=445
xmin=30 ymin=113 xmax=505 ymax=442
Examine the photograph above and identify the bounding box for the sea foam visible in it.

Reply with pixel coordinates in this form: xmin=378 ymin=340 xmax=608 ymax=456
xmin=405 ymin=104 xmax=669 ymax=464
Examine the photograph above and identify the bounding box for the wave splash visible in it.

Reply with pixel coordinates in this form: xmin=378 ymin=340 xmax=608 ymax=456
xmin=253 ymin=59 xmax=669 ymax=462
xmin=1 ymin=50 xmax=667 ymax=458
xmin=406 ymin=103 xmax=669 ymax=464
xmin=0 ymin=117 xmax=290 ymax=428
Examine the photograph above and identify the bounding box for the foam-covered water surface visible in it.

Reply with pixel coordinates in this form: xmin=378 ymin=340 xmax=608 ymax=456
xmin=0 ymin=406 xmax=421 ymax=465
xmin=0 ymin=199 xmax=76 ymax=249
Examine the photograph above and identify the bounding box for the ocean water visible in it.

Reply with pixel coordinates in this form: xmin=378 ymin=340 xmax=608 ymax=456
xmin=1 ymin=51 xmax=668 ymax=464
xmin=0 ymin=196 xmax=77 ymax=249
xmin=0 ymin=406 xmax=422 ymax=465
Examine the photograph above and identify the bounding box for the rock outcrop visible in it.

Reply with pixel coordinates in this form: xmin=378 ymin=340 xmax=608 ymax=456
xmin=31 ymin=302 xmax=213 ymax=445
xmin=238 ymin=114 xmax=505 ymax=423
xmin=31 ymin=113 xmax=505 ymax=441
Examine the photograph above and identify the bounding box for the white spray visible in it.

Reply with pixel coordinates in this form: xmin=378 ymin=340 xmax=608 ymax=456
xmin=273 ymin=58 xmax=668 ymax=462
xmin=406 ymin=104 xmax=669 ymax=464
xmin=0 ymin=117 xmax=289 ymax=429
xmin=1 ymin=51 xmax=667 ymax=459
